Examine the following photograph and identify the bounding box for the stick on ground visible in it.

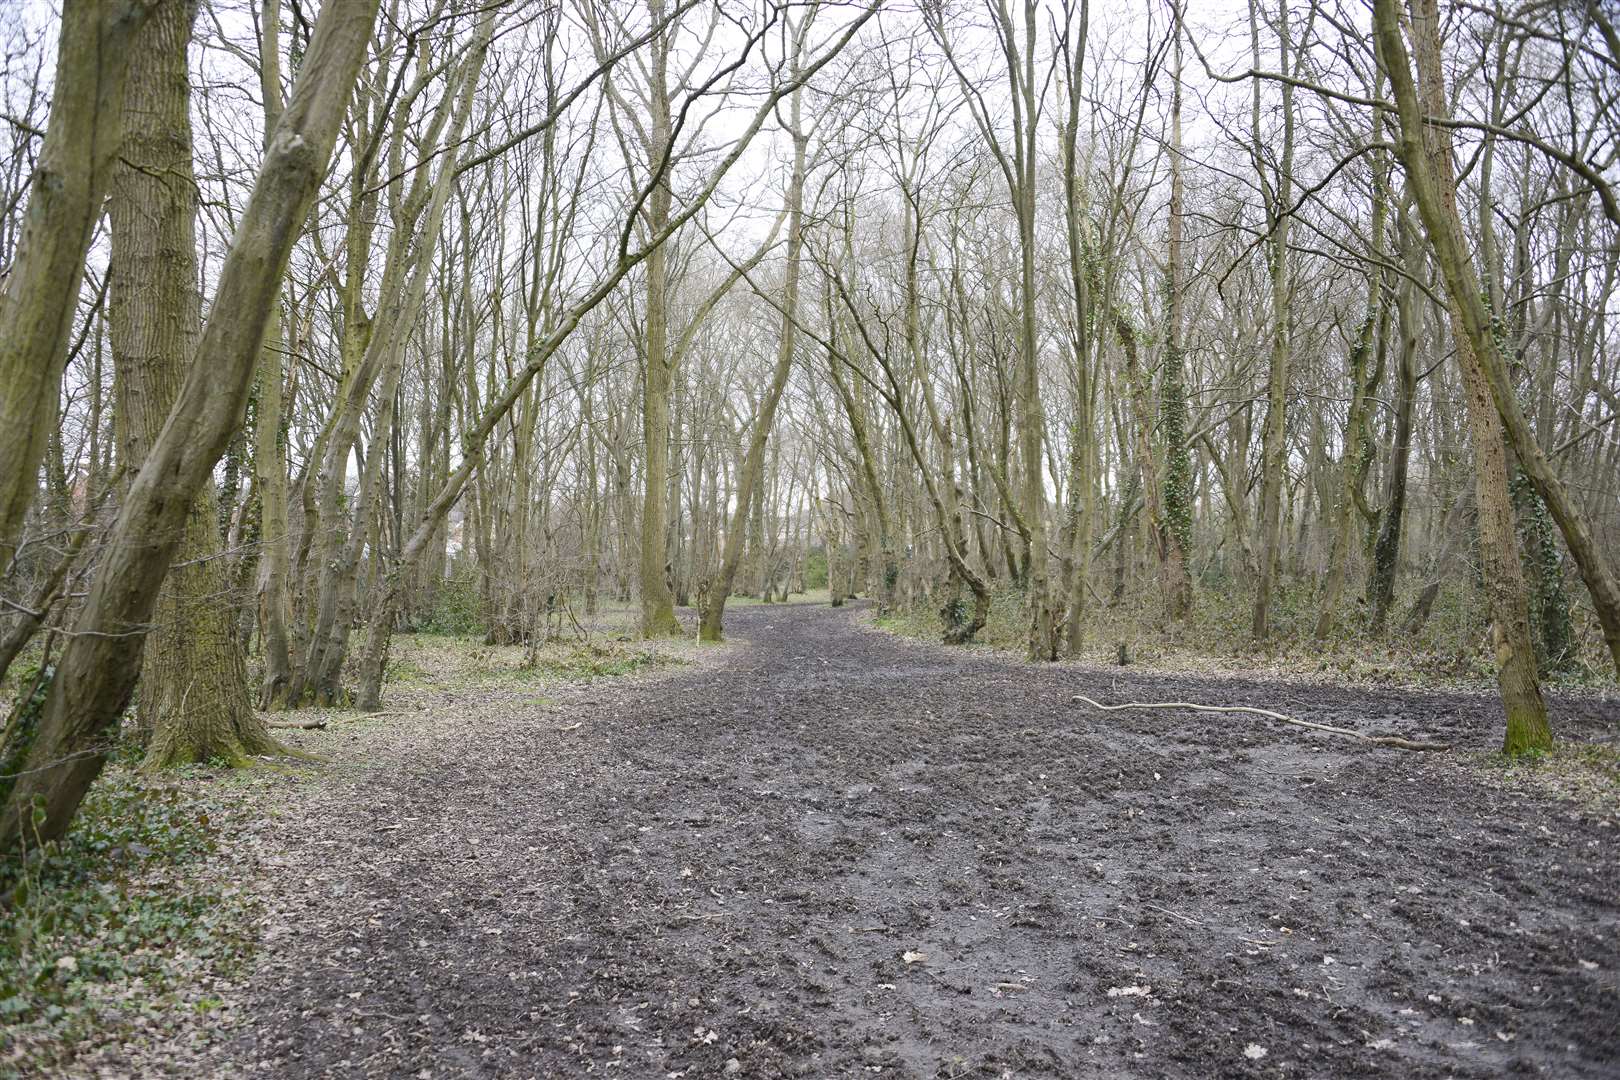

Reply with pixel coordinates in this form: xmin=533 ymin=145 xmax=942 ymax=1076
xmin=1070 ymin=695 xmax=1450 ymax=751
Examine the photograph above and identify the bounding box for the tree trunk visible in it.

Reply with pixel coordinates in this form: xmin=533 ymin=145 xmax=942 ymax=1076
xmin=638 ymin=0 xmax=682 ymax=638
xmin=0 ymin=0 xmax=381 ymax=851
xmin=1250 ymin=0 xmax=1295 ymax=641
xmin=254 ymin=306 xmax=294 ymax=707
xmin=1374 ymin=0 xmax=1552 ymax=754
xmin=1368 ymin=223 xmax=1421 ymax=631
xmin=1160 ymin=21 xmax=1194 ymax=622
xmin=1314 ymin=302 xmax=1383 ymax=640
xmin=1392 ymin=0 xmax=1620 ymax=683
xmin=0 ymin=0 xmax=152 ymax=571
xmin=701 ymin=107 xmax=807 ymax=641
xmin=106 ymin=0 xmax=272 ymax=769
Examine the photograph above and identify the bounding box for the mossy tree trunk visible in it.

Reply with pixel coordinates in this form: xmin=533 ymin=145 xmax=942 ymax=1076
xmin=108 ymin=0 xmax=274 ymax=769
xmin=0 ymin=0 xmax=151 ymax=575
xmin=1374 ymin=0 xmax=1552 ymax=755
xmin=0 ymin=0 xmax=381 ymax=851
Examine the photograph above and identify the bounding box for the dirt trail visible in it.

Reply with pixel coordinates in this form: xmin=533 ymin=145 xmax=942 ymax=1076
xmin=162 ymin=603 xmax=1618 ymax=1078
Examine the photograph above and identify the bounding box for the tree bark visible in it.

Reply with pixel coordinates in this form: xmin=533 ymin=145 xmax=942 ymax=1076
xmin=1374 ymin=0 xmax=1552 ymax=754
xmin=1160 ymin=18 xmax=1194 ymax=622
xmin=1368 ymin=219 xmax=1421 ymax=631
xmin=0 ymin=0 xmax=381 ymax=852
xmin=253 ymin=0 xmax=295 ymax=708
xmin=105 ymin=0 xmax=273 ymax=768
xmin=1387 ymin=0 xmax=1620 ymax=683
xmin=637 ymin=0 xmax=683 ymax=638
xmin=700 ymin=97 xmax=808 ymax=642
xmin=0 ymin=1 xmax=154 ymax=570
xmin=1250 ymin=0 xmax=1295 ymax=641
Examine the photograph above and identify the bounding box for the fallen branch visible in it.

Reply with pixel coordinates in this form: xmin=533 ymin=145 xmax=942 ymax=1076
xmin=1143 ymin=901 xmax=1205 ymax=927
xmin=1070 ymin=695 xmax=1450 ymax=751
xmin=267 ymin=719 xmax=328 ymax=730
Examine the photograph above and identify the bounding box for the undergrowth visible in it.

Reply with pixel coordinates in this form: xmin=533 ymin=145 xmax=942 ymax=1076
xmin=384 ymin=632 xmax=686 ymax=689
xmin=1468 ymin=742 xmax=1620 ymax=821
xmin=524 ymin=642 xmax=669 ymax=679
xmin=874 ymin=578 xmax=1618 ymax=692
xmin=0 ymin=770 xmax=255 ymax=1077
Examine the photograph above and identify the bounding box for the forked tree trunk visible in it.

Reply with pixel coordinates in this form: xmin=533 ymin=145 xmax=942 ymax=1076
xmin=1315 ymin=81 xmax=1389 ymax=642
xmin=699 ymin=107 xmax=806 ymax=641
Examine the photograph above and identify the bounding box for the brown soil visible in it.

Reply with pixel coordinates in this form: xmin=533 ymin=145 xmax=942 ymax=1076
xmin=118 ymin=601 xmax=1620 ymax=1077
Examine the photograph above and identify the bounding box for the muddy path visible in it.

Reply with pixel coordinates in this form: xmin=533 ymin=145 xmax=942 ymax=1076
xmin=172 ymin=602 xmax=1617 ymax=1078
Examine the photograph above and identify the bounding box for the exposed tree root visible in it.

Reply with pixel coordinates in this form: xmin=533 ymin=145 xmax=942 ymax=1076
xmin=1070 ymin=694 xmax=1450 ymax=751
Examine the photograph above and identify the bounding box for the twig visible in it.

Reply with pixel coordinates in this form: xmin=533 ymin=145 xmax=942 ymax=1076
xmin=1070 ymin=695 xmax=1450 ymax=751
xmin=1143 ymin=902 xmax=1205 ymax=927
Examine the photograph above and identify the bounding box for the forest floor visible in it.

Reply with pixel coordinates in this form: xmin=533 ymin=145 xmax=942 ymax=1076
xmin=39 ymin=601 xmax=1620 ymax=1078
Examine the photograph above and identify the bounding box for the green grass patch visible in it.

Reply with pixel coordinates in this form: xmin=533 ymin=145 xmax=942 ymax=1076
xmin=0 ymin=771 xmax=255 ymax=1076
xmin=378 ymin=633 xmax=689 ymax=692
xmin=522 ymin=642 xmax=673 ymax=681
xmin=383 ymin=652 xmax=433 ymax=686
